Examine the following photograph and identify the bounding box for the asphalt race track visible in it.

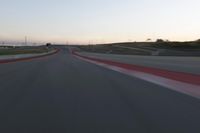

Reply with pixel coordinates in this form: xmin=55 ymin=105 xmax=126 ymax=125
xmin=0 ymin=47 xmax=199 ymax=133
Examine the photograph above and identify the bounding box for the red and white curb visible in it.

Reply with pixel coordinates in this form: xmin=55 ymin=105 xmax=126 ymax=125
xmin=73 ymin=52 xmax=200 ymax=99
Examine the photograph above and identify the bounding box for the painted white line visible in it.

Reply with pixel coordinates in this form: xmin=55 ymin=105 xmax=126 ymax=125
xmin=74 ymin=55 xmax=200 ymax=99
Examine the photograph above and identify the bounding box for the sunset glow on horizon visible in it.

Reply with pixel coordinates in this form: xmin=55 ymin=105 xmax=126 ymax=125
xmin=0 ymin=0 xmax=200 ymax=44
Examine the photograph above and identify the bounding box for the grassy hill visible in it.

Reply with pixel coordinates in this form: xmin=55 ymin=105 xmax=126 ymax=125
xmin=78 ymin=41 xmax=200 ymax=56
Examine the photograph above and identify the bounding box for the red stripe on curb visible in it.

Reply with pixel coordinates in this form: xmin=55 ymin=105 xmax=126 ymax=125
xmin=73 ymin=52 xmax=200 ymax=86
xmin=0 ymin=49 xmax=59 ymax=64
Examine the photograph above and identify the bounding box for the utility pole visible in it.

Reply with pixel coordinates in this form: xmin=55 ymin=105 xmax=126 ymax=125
xmin=25 ymin=36 xmax=27 ymax=46
xmin=1 ymin=41 xmax=5 ymax=46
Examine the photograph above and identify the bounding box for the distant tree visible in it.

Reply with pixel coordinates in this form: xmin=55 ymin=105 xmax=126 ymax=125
xmin=195 ymin=39 xmax=200 ymax=45
xmin=46 ymin=43 xmax=52 ymax=47
xmin=146 ymin=38 xmax=152 ymax=42
xmin=196 ymin=39 xmax=200 ymax=42
xmin=156 ymin=39 xmax=165 ymax=43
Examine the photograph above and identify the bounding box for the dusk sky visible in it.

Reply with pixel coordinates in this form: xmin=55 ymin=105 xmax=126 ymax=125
xmin=0 ymin=0 xmax=200 ymax=44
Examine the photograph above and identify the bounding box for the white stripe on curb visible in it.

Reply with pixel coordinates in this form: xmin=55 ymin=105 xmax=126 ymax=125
xmin=74 ymin=55 xmax=200 ymax=99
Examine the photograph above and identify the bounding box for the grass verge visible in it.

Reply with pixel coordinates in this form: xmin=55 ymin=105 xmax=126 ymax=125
xmin=0 ymin=46 xmax=52 ymax=56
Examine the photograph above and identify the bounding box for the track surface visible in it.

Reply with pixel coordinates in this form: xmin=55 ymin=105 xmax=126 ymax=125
xmin=0 ymin=47 xmax=199 ymax=133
